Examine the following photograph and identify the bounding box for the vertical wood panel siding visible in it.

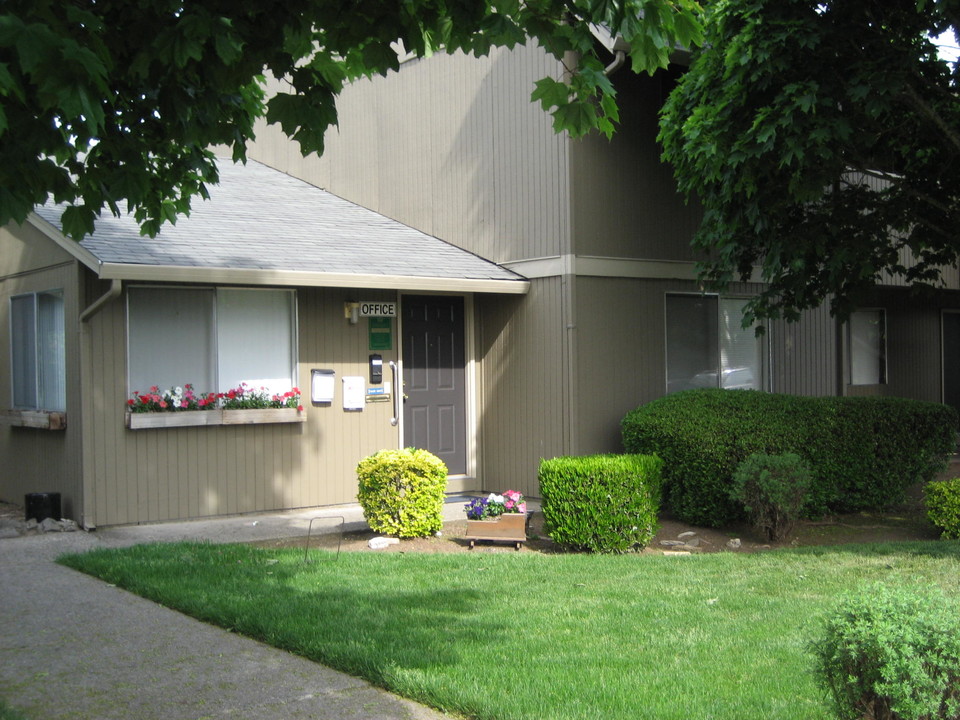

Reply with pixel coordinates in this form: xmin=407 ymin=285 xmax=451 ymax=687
xmin=476 ymin=278 xmax=567 ymax=498
xmin=569 ymin=69 xmax=702 ymax=261
xmin=574 ymin=278 xmax=846 ymax=458
xmin=249 ymin=45 xmax=571 ymax=265
xmin=767 ymin=303 xmax=839 ymax=397
xmin=82 ymin=286 xmax=401 ymax=526
xmin=0 ymin=225 xmax=83 ymax=518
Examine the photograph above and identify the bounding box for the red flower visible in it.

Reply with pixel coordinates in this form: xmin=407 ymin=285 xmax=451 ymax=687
xmin=159 ymin=400 xmax=168 ymax=409
xmin=297 ymin=405 xmax=304 ymax=412
xmin=127 ymin=399 xmax=134 ymax=406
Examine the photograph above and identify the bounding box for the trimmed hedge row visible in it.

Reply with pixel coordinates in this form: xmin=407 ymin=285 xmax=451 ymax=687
xmin=538 ymin=454 xmax=663 ymax=553
xmin=621 ymin=389 xmax=958 ymax=528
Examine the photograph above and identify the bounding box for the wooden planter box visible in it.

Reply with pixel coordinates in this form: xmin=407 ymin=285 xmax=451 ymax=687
xmin=126 ymin=408 xmax=304 ymax=430
xmin=465 ymin=512 xmax=529 ymax=550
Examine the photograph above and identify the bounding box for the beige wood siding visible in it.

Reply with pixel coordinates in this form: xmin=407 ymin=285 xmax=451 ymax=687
xmin=476 ymin=278 xmax=568 ymax=499
xmin=0 ymin=222 xmax=75 ymax=277
xmin=248 ymin=45 xmax=571 ymax=264
xmin=574 ymin=277 xmax=847 ymax=454
xmin=81 ymin=285 xmax=401 ymax=526
xmin=569 ymin=68 xmax=702 ymax=262
xmin=0 ymin=225 xmax=83 ymax=519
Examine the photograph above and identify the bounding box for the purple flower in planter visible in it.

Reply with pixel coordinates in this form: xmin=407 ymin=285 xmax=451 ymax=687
xmin=464 ymin=497 xmax=490 ymax=520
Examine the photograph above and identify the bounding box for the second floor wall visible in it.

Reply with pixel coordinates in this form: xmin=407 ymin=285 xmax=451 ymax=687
xmin=248 ymin=45 xmax=705 ymax=268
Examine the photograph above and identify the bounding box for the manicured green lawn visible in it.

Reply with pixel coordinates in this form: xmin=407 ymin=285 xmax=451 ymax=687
xmin=60 ymin=541 xmax=960 ymax=720
xmin=0 ymin=699 xmax=30 ymax=720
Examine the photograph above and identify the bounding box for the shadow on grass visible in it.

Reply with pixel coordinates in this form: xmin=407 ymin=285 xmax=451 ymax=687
xmin=58 ymin=542 xmax=504 ymax=686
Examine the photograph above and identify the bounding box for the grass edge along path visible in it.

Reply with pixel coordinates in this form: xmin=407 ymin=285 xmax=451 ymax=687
xmin=59 ymin=541 xmax=960 ymax=720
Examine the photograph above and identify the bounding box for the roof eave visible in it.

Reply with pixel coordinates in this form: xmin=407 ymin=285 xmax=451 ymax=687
xmin=26 ymin=212 xmax=103 ymax=274
xmin=98 ymin=263 xmax=530 ymax=294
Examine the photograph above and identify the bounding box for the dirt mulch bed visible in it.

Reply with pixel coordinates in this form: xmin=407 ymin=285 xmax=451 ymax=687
xmin=250 ymin=483 xmax=942 ymax=556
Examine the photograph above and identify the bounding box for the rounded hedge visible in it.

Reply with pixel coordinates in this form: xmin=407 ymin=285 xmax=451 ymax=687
xmin=926 ymin=477 xmax=960 ymax=540
xmin=356 ymin=448 xmax=448 ymax=538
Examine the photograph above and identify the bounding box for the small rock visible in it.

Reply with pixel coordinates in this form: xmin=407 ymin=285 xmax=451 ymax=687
xmin=726 ymin=538 xmax=742 ymax=550
xmin=659 ymin=540 xmax=686 ymax=546
xmin=0 ymin=517 xmax=21 ymax=530
xmin=663 ymin=550 xmax=692 ymax=556
xmin=368 ymin=536 xmax=400 ymax=550
xmin=677 ymin=531 xmax=698 ymax=540
xmin=60 ymin=519 xmax=79 ymax=533
xmin=39 ymin=518 xmax=63 ymax=533
xmin=685 ymin=537 xmax=701 ymax=547
xmin=0 ymin=527 xmax=21 ymax=539
xmin=25 ymin=518 xmax=38 ymax=530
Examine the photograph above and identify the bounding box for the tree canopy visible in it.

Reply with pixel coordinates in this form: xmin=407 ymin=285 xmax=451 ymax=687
xmin=0 ymin=0 xmax=701 ymax=240
xmin=660 ymin=0 xmax=960 ymax=323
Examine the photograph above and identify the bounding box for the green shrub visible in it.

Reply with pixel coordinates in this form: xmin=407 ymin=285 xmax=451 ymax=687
xmin=810 ymin=583 xmax=960 ymax=720
xmin=356 ymin=448 xmax=447 ymax=538
xmin=925 ymin=477 xmax=960 ymax=540
xmin=730 ymin=453 xmax=812 ymax=541
xmin=538 ymin=454 xmax=663 ymax=553
xmin=621 ymin=389 xmax=957 ymax=527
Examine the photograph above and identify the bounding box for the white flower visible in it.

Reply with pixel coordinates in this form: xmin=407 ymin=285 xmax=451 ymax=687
xmin=488 ymin=493 xmax=504 ymax=504
xmin=174 ymin=386 xmax=183 ymax=396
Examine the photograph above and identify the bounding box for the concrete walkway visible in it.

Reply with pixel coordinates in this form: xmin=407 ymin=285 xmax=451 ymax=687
xmin=0 ymin=503 xmax=467 ymax=720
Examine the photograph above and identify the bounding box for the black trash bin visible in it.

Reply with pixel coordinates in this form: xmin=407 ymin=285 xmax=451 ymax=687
xmin=25 ymin=493 xmax=61 ymax=523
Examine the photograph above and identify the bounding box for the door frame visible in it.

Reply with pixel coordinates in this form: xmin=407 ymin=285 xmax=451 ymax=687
xmin=398 ymin=291 xmax=478 ymax=491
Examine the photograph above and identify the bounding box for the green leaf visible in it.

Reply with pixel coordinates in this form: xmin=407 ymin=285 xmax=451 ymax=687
xmin=61 ymin=205 xmax=96 ymax=241
xmin=531 ymin=77 xmax=570 ymax=111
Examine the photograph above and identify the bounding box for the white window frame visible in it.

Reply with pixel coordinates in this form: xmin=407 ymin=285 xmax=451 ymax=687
xmin=847 ymin=308 xmax=887 ymax=386
xmin=126 ymin=286 xmax=298 ymax=397
xmin=664 ymin=293 xmax=767 ymax=394
xmin=9 ymin=289 xmax=66 ymax=412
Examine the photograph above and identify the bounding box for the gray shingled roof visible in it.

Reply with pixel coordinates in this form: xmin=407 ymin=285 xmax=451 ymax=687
xmin=33 ymin=159 xmax=525 ymax=288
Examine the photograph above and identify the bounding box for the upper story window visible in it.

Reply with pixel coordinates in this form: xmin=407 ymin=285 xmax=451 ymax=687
xmin=848 ymin=309 xmax=886 ymax=385
xmin=665 ymin=294 xmax=765 ymax=394
xmin=10 ymin=290 xmax=66 ymax=411
xmin=127 ymin=287 xmax=297 ymax=397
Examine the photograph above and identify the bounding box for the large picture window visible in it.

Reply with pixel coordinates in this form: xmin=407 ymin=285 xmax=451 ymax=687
xmin=848 ymin=309 xmax=886 ymax=385
xmin=10 ymin=290 xmax=66 ymax=411
xmin=127 ymin=287 xmax=297 ymax=396
xmin=665 ymin=294 xmax=764 ymax=394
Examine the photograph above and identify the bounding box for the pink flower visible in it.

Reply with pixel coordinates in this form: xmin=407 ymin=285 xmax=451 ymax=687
xmin=297 ymin=405 xmax=304 ymax=412
xmin=159 ymin=400 xmax=168 ymax=409
xmin=518 ymin=502 xmax=527 ymax=513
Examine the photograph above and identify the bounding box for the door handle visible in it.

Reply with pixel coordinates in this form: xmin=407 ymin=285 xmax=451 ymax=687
xmin=389 ymin=360 xmax=399 ymax=426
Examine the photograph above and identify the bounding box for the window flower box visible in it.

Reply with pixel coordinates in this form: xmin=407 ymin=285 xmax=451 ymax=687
xmin=126 ymin=383 xmax=305 ymax=429
xmin=221 ymin=408 xmax=304 ymax=425
xmin=126 ymin=411 xmax=223 ymax=430
xmin=1 ymin=409 xmax=67 ymax=431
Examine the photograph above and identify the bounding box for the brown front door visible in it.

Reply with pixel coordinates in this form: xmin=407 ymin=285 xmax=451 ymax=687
xmin=402 ymin=295 xmax=467 ymax=475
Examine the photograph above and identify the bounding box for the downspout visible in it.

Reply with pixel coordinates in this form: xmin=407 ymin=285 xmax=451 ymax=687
xmin=80 ymin=278 xmax=122 ymax=323
xmin=604 ymin=50 xmax=627 ymax=76
xmin=78 ymin=277 xmax=121 ymax=530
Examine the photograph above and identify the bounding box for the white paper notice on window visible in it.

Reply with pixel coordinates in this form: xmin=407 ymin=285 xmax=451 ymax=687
xmin=342 ymin=376 xmax=365 ymax=411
